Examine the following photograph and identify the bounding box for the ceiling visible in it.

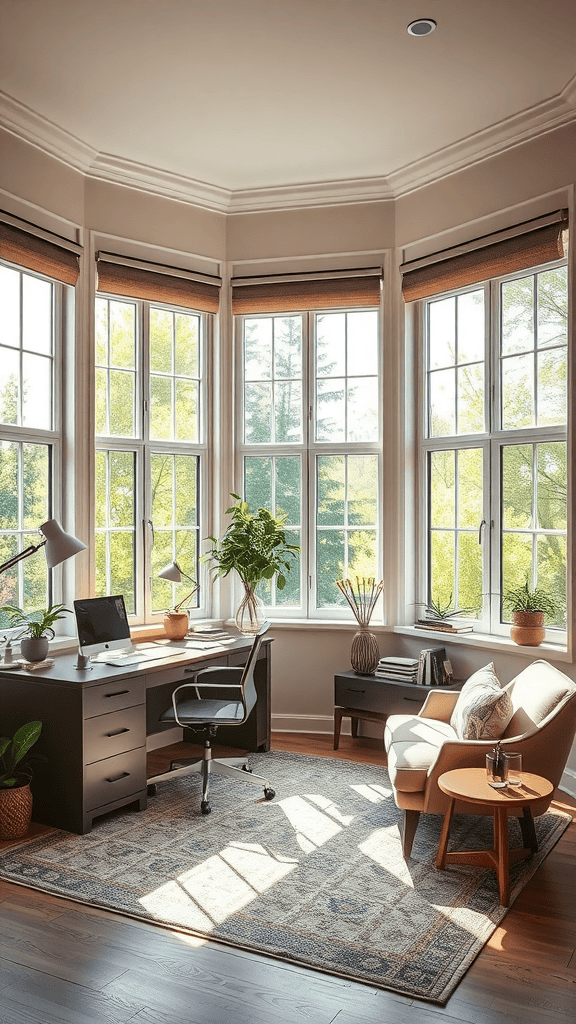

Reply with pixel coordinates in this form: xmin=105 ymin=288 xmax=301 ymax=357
xmin=1 ymin=0 xmax=576 ymax=212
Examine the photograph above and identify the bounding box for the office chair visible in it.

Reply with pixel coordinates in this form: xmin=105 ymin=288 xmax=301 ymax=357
xmin=147 ymin=621 xmax=275 ymax=814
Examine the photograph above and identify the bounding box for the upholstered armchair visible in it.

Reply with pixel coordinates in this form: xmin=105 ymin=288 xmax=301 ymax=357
xmin=384 ymin=659 xmax=576 ymax=858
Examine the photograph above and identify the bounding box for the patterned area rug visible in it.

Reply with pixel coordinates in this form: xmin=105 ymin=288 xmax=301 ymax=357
xmin=0 ymin=751 xmax=570 ymax=1004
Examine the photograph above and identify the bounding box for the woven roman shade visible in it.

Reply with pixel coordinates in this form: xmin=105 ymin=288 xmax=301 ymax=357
xmin=232 ymin=270 xmax=382 ymax=314
xmin=0 ymin=219 xmax=81 ymax=286
xmin=96 ymin=254 xmax=221 ymax=313
xmin=401 ymin=212 xmax=568 ymax=302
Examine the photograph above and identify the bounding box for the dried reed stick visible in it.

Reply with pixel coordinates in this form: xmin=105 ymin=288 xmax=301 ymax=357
xmin=336 ymin=576 xmax=384 ymax=626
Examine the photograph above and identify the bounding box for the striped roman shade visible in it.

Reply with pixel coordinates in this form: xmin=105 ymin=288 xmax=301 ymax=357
xmin=0 ymin=217 xmax=82 ymax=286
xmin=401 ymin=211 xmax=568 ymax=302
xmin=232 ymin=269 xmax=382 ymax=314
xmin=96 ymin=253 xmax=221 ymax=313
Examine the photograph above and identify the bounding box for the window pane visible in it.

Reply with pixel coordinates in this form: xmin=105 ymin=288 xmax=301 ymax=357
xmin=502 ymin=444 xmax=532 ymax=529
xmin=95 ymin=297 xmax=108 ymax=364
xmin=175 ymin=378 xmax=198 ymax=442
xmin=175 ymin=454 xmax=198 ymax=527
xmin=0 ymin=265 xmax=20 ymax=348
xmin=457 ymin=291 xmax=484 ymax=363
xmin=245 ymin=382 xmax=272 ymax=443
xmin=151 ymin=453 xmax=199 ymax=612
xmin=23 ymin=274 xmax=52 ymax=355
xmin=458 ymin=531 xmax=482 ymax=615
xmin=429 ymin=368 xmax=455 ymax=436
xmin=276 ymin=527 xmax=300 ymax=606
xmin=0 ymin=441 xmax=18 ymax=529
xmin=0 ymin=441 xmax=51 ymax=612
xmin=245 ymin=318 xmax=272 ymax=380
xmin=502 ymin=277 xmax=534 ymax=355
xmin=502 ymin=533 xmax=532 ymax=614
xmin=95 ymin=451 xmax=106 ymax=529
xmin=502 ymin=353 xmax=533 ymax=429
xmin=348 ymin=455 xmax=378 ymax=525
xmin=275 ymin=380 xmax=301 ymax=443
xmin=537 ymin=267 xmax=567 ymax=348
xmin=22 ymin=443 xmax=49 ymax=529
xmin=317 ymin=456 xmax=345 ymax=526
xmin=537 ymin=534 xmax=566 ymax=628
xmin=110 ymin=532 xmax=135 ymax=613
xmin=95 ymin=450 xmax=136 ymax=607
xmin=458 ymin=449 xmax=483 ymax=527
xmin=456 ymin=362 xmax=483 ymax=433
xmin=274 ymin=316 xmax=301 ymax=379
xmin=151 ymin=453 xmax=174 ymax=528
xmin=429 ymin=530 xmax=455 ymax=610
xmin=316 ymin=313 xmax=345 ymax=377
xmin=348 ymin=529 xmax=377 ymax=578
xmin=109 ymin=451 xmax=135 ymax=528
xmin=276 ymin=456 xmax=301 ymax=525
xmin=23 ymin=353 xmax=52 ymax=429
xmin=429 ymin=296 xmax=455 ymax=369
xmin=347 ymin=311 xmax=378 ymax=376
xmin=537 ymin=348 xmax=566 ymax=426
xmin=245 ymin=456 xmax=272 ymax=512
xmin=430 ymin=450 xmax=455 ymax=529
xmin=95 ymin=367 xmax=107 ymax=435
xmin=150 ymin=308 xmax=173 ymax=373
xmin=0 ymin=347 xmax=19 ymax=424
xmin=316 ymin=377 xmax=345 ymax=442
xmin=110 ymin=369 xmax=136 ymax=436
xmin=175 ymin=313 xmax=199 ymax=377
xmin=150 ymin=374 xmax=172 ymax=439
xmin=110 ymin=300 xmax=135 ymax=368
xmin=347 ymin=377 xmax=378 ymax=442
xmin=317 ymin=530 xmax=345 ymax=607
xmin=537 ymin=442 xmax=566 ymax=531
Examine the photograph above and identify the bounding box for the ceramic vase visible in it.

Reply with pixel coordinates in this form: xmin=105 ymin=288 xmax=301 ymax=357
xmin=350 ymin=627 xmax=379 ymax=674
xmin=20 ymin=636 xmax=49 ymax=662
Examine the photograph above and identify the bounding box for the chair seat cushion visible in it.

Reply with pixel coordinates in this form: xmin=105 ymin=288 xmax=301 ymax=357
xmin=384 ymin=714 xmax=457 ymax=792
xmin=450 ymin=663 xmax=513 ymax=740
xmin=160 ymin=698 xmax=244 ymax=724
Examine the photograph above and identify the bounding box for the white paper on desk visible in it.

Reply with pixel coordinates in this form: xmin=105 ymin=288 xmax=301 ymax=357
xmin=183 ymin=641 xmax=225 ymax=651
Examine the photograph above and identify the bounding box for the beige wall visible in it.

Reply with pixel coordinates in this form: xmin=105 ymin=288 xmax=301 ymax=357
xmin=1 ymin=123 xmax=575 ymax=793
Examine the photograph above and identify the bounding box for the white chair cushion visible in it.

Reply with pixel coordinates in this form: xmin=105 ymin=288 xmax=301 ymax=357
xmin=384 ymin=714 xmax=457 ymax=792
xmin=450 ymin=662 xmax=513 ymax=740
xmin=504 ymin=659 xmax=576 ymax=737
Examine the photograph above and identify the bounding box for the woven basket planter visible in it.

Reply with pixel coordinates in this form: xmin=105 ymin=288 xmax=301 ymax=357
xmin=0 ymin=783 xmax=33 ymax=840
xmin=510 ymin=610 xmax=545 ymax=647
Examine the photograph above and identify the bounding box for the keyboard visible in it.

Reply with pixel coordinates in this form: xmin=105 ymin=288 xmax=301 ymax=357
xmin=98 ymin=645 xmax=188 ymax=667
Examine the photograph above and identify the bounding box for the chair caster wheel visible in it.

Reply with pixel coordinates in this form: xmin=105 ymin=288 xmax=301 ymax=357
xmin=264 ymin=787 xmax=275 ymax=800
xmin=241 ymin=763 xmax=252 ymax=773
xmin=147 ymin=784 xmax=157 ymax=796
xmin=201 ymin=800 xmax=212 ymax=815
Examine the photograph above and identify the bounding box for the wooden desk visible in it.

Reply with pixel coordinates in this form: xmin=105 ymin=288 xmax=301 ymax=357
xmin=437 ymin=767 xmax=553 ymax=906
xmin=0 ymin=635 xmax=271 ymax=835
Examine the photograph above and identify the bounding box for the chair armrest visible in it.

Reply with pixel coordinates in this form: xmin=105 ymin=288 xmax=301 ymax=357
xmin=417 ymin=689 xmax=460 ymax=722
xmin=184 ymin=665 xmax=244 ymax=688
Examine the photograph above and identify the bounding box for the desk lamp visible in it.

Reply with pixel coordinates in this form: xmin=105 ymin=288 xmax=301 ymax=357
xmin=157 ymin=561 xmax=199 ymax=611
xmin=158 ymin=561 xmax=199 ymax=639
xmin=0 ymin=519 xmax=86 ymax=668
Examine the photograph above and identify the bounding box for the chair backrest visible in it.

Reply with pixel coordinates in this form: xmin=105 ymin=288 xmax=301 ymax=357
xmin=503 ymin=659 xmax=576 ymax=738
xmin=239 ymin=621 xmax=270 ymax=716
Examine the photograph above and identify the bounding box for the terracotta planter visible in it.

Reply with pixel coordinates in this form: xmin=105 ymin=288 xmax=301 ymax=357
xmin=163 ymin=612 xmax=189 ymax=640
xmin=510 ymin=610 xmax=545 ymax=647
xmin=0 ymin=782 xmax=33 ymax=840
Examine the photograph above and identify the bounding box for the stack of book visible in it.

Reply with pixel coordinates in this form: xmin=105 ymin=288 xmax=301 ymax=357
xmin=375 ymin=656 xmax=419 ymax=684
xmin=414 ymin=618 xmax=473 ymax=634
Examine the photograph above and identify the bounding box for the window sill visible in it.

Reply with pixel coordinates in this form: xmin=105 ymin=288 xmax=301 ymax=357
xmin=394 ymin=625 xmax=570 ymax=662
xmin=225 ymin=618 xmax=392 ymax=633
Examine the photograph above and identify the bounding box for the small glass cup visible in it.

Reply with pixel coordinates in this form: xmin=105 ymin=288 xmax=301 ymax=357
xmin=486 ymin=750 xmax=509 ymax=788
xmin=506 ymin=752 xmax=522 ymax=785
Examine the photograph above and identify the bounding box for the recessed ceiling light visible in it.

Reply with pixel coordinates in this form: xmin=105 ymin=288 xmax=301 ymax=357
xmin=407 ymin=18 xmax=437 ymax=37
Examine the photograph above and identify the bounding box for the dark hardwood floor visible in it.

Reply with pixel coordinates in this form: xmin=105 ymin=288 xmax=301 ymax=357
xmin=0 ymin=733 xmax=575 ymax=1024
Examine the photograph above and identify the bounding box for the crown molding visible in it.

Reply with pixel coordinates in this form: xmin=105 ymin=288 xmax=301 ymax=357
xmin=1 ymin=85 xmax=575 ymax=215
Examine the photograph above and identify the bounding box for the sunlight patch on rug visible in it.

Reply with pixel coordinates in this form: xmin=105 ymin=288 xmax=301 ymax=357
xmin=0 ymin=751 xmax=570 ymax=1004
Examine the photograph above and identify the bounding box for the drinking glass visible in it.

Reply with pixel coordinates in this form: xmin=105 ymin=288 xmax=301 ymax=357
xmin=506 ymin=752 xmax=522 ymax=785
xmin=486 ymin=750 xmax=509 ymax=788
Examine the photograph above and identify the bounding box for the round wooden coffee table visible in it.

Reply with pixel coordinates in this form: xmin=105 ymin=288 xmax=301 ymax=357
xmin=437 ymin=767 xmax=553 ymax=906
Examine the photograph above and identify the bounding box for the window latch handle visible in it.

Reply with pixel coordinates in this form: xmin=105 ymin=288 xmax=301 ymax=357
xmin=478 ymin=519 xmax=486 ymax=545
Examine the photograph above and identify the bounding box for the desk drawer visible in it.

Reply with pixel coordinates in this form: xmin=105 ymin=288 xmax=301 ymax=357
xmin=84 ymin=705 xmax=146 ymax=765
xmin=85 ymin=747 xmax=146 ymax=812
xmin=335 ymin=676 xmax=425 ymax=716
xmin=84 ymin=678 xmax=145 ymax=718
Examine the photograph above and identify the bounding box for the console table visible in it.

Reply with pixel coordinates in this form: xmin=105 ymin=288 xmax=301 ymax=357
xmin=334 ymin=669 xmax=462 ymax=749
xmin=0 ymin=636 xmax=271 ymax=835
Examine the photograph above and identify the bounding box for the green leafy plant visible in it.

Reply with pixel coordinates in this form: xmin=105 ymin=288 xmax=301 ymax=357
xmin=204 ymin=494 xmax=300 ymax=590
xmin=1 ymin=603 xmax=70 ymax=639
xmin=419 ymin=593 xmax=476 ymax=621
xmin=0 ymin=721 xmax=43 ymax=789
xmin=503 ymin=577 xmax=559 ymax=618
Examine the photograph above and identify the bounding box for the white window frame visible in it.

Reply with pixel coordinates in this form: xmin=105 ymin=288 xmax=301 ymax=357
xmin=417 ymin=257 xmax=568 ymax=644
xmin=95 ymin=291 xmax=209 ymax=625
xmin=235 ymin=305 xmax=383 ymax=620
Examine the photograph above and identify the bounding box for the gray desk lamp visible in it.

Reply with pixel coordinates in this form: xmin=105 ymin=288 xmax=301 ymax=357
xmin=157 ymin=561 xmax=199 ymax=612
xmin=0 ymin=519 xmax=86 ymax=668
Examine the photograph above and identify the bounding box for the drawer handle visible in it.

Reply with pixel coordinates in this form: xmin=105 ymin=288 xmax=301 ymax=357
xmin=347 ymin=688 xmax=366 ymax=694
xmin=104 ymin=689 xmax=131 ymax=698
xmin=106 ymin=728 xmax=130 ymax=737
xmin=106 ymin=771 xmax=130 ymax=783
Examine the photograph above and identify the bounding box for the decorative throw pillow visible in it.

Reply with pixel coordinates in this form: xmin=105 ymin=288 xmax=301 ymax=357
xmin=450 ymin=663 xmax=513 ymax=740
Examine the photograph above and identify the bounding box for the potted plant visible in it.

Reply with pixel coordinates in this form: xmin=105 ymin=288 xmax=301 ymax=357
xmin=503 ymin=578 xmax=560 ymax=646
xmin=2 ymin=603 xmax=69 ymax=662
xmin=0 ymin=720 xmax=43 ymax=840
xmin=205 ymin=494 xmax=300 ymax=634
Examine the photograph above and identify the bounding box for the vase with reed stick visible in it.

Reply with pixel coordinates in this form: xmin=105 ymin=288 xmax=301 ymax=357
xmin=336 ymin=577 xmax=383 ymax=674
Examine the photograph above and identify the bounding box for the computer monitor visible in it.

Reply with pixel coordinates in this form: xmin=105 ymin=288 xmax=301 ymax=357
xmin=73 ymin=595 xmax=131 ymax=669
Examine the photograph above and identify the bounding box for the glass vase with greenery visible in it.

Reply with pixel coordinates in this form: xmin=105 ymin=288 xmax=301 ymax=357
xmin=205 ymin=494 xmax=300 ymax=634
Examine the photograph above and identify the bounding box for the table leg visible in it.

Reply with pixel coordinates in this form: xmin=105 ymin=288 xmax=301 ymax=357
xmin=351 ymin=716 xmax=359 ymax=738
xmin=333 ymin=708 xmax=343 ymax=750
xmin=495 ymin=806 xmax=510 ymax=906
xmin=436 ymin=798 xmax=455 ymax=869
xmin=519 ymin=806 xmax=538 ymax=854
